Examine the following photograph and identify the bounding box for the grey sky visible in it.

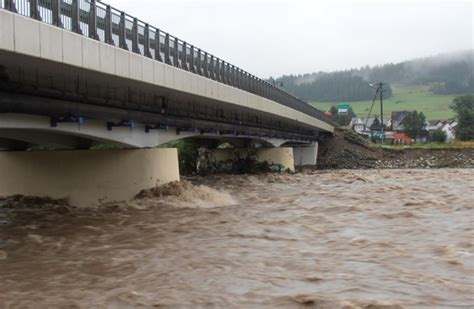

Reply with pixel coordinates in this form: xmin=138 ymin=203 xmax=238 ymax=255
xmin=106 ymin=0 xmax=473 ymax=78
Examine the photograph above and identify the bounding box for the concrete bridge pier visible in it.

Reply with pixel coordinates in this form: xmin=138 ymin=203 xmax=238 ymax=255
xmin=210 ymin=147 xmax=296 ymax=172
xmin=0 ymin=148 xmax=180 ymax=206
xmin=207 ymin=142 xmax=319 ymax=173
xmin=293 ymin=142 xmax=319 ymax=167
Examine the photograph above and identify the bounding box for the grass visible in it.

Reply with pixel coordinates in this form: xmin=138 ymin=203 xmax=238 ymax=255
xmin=311 ymin=85 xmax=456 ymax=121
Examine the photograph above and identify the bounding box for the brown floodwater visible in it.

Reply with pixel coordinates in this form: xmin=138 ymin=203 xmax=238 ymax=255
xmin=0 ymin=169 xmax=473 ymax=308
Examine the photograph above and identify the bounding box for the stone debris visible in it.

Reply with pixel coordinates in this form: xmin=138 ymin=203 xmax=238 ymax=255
xmin=318 ymin=129 xmax=474 ymax=169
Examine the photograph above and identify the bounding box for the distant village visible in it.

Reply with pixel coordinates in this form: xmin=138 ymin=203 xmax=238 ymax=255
xmin=327 ymin=105 xmax=458 ymax=145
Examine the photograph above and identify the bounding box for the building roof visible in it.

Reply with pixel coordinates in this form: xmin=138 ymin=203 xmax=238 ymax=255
xmin=428 ymin=120 xmax=442 ymax=126
xmin=391 ymin=111 xmax=411 ymax=131
xmin=351 ymin=117 xmax=389 ymax=131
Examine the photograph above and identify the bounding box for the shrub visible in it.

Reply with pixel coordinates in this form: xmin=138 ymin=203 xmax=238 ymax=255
xmin=430 ymin=129 xmax=447 ymax=143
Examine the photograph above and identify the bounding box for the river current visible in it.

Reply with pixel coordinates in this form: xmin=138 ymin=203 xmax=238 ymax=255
xmin=0 ymin=169 xmax=473 ymax=308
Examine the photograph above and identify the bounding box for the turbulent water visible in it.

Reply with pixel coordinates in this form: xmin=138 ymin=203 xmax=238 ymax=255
xmin=0 ymin=169 xmax=473 ymax=308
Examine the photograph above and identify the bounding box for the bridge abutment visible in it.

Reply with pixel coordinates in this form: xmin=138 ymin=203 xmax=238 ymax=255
xmin=0 ymin=148 xmax=180 ymax=206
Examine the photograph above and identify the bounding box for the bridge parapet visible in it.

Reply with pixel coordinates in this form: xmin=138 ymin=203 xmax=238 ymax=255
xmin=1 ymin=0 xmax=329 ymax=124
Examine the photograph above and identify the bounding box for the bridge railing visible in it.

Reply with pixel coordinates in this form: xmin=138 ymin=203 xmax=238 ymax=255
xmin=1 ymin=0 xmax=329 ymax=124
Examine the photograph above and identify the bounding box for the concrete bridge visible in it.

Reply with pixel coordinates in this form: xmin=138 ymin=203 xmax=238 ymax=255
xmin=0 ymin=0 xmax=334 ymax=205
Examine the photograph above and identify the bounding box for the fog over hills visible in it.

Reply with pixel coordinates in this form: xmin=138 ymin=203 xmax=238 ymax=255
xmin=272 ymin=50 xmax=473 ymax=102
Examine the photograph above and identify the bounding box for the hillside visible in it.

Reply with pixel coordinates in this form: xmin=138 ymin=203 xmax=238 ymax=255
xmin=311 ymin=85 xmax=456 ymax=121
xmin=274 ymin=50 xmax=472 ymax=117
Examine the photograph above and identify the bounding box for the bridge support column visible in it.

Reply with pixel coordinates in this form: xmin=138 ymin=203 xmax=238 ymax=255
xmin=0 ymin=148 xmax=179 ymax=206
xmin=210 ymin=147 xmax=295 ymax=172
xmin=293 ymin=142 xmax=319 ymax=166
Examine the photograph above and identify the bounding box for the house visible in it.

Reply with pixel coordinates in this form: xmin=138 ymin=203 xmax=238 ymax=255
xmin=350 ymin=117 xmax=389 ymax=134
xmin=426 ymin=119 xmax=458 ymax=142
xmin=442 ymin=119 xmax=458 ymax=142
xmin=426 ymin=120 xmax=443 ymax=131
xmin=391 ymin=111 xmax=429 ymax=143
xmin=393 ymin=131 xmax=413 ymax=145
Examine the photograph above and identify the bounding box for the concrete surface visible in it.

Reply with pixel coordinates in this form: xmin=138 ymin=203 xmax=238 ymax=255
xmin=212 ymin=147 xmax=295 ymax=172
xmin=0 ymin=9 xmax=333 ymax=133
xmin=0 ymin=148 xmax=180 ymax=206
xmin=293 ymin=143 xmax=319 ymax=166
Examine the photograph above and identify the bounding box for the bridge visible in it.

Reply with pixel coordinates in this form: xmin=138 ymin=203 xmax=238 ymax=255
xmin=0 ymin=0 xmax=334 ymax=205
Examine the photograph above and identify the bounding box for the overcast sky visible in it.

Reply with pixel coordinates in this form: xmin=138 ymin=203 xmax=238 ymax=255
xmin=106 ymin=0 xmax=473 ymax=78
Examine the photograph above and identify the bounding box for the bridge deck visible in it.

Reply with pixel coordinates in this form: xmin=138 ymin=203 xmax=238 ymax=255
xmin=0 ymin=1 xmax=333 ymax=143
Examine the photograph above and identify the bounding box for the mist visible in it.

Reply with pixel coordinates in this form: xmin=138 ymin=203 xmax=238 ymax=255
xmin=104 ymin=0 xmax=472 ymax=78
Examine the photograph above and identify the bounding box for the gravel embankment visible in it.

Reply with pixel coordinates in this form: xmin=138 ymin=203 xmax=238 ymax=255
xmin=317 ymin=129 xmax=474 ymax=169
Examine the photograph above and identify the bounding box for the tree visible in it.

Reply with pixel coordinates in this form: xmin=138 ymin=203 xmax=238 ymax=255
xmin=451 ymin=95 xmax=474 ymax=140
xmin=430 ymin=129 xmax=447 ymax=143
xmin=403 ymin=111 xmax=426 ymax=141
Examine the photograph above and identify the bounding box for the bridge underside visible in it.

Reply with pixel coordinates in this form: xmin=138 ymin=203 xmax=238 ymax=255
xmin=0 ymin=113 xmax=314 ymax=151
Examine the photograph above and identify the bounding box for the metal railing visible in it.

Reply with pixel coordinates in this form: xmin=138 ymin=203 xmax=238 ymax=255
xmin=1 ymin=0 xmax=329 ymax=124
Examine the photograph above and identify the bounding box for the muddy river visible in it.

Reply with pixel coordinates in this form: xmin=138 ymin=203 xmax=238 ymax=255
xmin=0 ymin=169 xmax=473 ymax=308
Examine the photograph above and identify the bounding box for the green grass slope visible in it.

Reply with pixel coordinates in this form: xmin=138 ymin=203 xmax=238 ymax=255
xmin=311 ymin=85 xmax=456 ymax=120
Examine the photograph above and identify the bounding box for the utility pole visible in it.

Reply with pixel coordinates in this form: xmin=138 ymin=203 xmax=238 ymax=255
xmin=367 ymin=82 xmax=386 ymax=144
xmin=379 ymin=82 xmax=384 ymax=144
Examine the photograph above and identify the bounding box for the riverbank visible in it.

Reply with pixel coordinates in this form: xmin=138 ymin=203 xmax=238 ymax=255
xmin=317 ymin=129 xmax=474 ymax=169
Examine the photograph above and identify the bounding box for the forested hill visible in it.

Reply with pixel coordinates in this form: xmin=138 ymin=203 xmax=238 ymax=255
xmin=271 ymin=50 xmax=473 ymax=102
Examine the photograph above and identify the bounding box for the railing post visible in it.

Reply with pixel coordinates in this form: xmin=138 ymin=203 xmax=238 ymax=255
xmin=89 ymin=0 xmax=98 ymax=40
xmin=221 ymin=62 xmax=226 ymax=84
xmin=234 ymin=68 xmax=239 ymax=88
xmin=164 ymin=34 xmax=171 ymax=65
xmin=215 ymin=59 xmax=221 ymax=82
xmin=71 ymin=0 xmax=82 ymax=34
xmin=5 ymin=0 xmax=17 ymax=13
xmin=236 ymin=69 xmax=241 ymax=89
xmin=173 ymin=38 xmax=179 ymax=67
xmin=30 ymin=0 xmax=41 ymax=21
xmin=196 ymin=48 xmax=202 ymax=75
xmin=52 ymin=0 xmax=63 ymax=27
xmin=203 ymin=52 xmax=209 ymax=77
xmin=209 ymin=56 xmax=215 ymax=80
xmin=104 ymin=5 xmax=113 ymax=45
xmin=189 ymin=46 xmax=195 ymax=73
xmin=144 ymin=24 xmax=151 ymax=57
xmin=154 ymin=29 xmax=162 ymax=62
xmin=119 ymin=12 xmax=128 ymax=50
xmin=229 ymin=64 xmax=234 ymax=86
xmin=235 ymin=67 xmax=239 ymax=87
xmin=181 ymin=42 xmax=188 ymax=70
xmin=132 ymin=18 xmax=139 ymax=53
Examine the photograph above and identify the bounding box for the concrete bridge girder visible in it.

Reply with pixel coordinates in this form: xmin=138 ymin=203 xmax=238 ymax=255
xmin=0 ymin=113 xmax=312 ymax=150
